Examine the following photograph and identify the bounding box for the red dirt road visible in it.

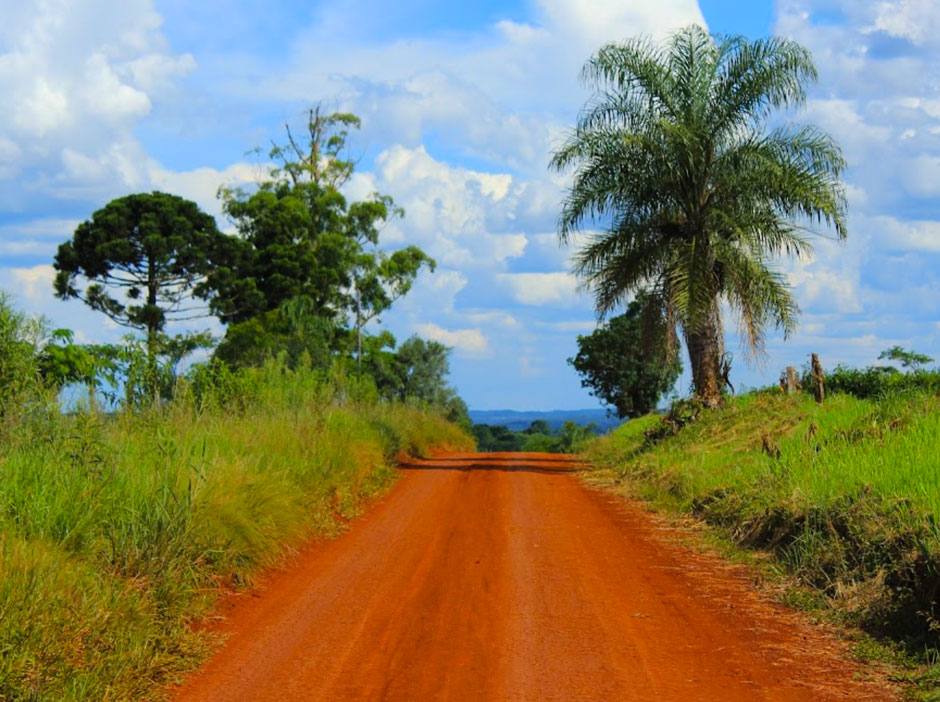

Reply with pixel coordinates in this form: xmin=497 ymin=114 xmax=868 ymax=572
xmin=174 ymin=452 xmax=894 ymax=701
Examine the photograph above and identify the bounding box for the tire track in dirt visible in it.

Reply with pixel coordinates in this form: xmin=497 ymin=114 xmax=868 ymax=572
xmin=173 ymin=452 xmax=894 ymax=701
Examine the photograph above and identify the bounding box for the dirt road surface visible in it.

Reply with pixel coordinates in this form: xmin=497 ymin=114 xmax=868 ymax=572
xmin=173 ymin=452 xmax=894 ymax=701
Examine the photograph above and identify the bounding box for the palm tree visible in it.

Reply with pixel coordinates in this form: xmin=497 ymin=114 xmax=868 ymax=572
xmin=551 ymin=25 xmax=847 ymax=407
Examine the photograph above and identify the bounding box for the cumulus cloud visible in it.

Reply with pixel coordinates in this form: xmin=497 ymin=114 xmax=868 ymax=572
xmin=356 ymin=145 xmax=536 ymax=273
xmin=868 ymin=215 xmax=940 ymax=252
xmin=148 ymin=161 xmax=267 ymax=225
xmin=498 ymin=272 xmax=581 ymax=306
xmin=413 ymin=322 xmax=490 ymax=357
xmin=0 ymin=0 xmax=195 ymax=210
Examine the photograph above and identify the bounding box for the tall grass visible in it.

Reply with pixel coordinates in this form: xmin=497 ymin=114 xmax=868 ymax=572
xmin=588 ymin=390 xmax=940 ymax=649
xmin=0 ymin=360 xmax=472 ymax=701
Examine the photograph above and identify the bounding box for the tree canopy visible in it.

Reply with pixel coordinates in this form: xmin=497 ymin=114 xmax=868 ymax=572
xmin=53 ymin=192 xmax=229 ymax=344
xmin=207 ymin=107 xmax=434 ymax=331
xmin=552 ymin=25 xmax=847 ymax=407
xmin=878 ymin=346 xmax=934 ymax=371
xmin=569 ymin=294 xmax=682 ymax=418
xmin=361 ymin=334 xmax=470 ymax=429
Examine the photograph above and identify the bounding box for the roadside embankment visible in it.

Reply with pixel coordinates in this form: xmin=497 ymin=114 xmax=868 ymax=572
xmin=0 ymin=362 xmax=472 ymax=701
xmin=587 ymin=390 xmax=940 ymax=662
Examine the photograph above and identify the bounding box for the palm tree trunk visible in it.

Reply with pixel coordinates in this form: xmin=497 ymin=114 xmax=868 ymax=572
xmin=684 ymin=315 xmax=723 ymax=409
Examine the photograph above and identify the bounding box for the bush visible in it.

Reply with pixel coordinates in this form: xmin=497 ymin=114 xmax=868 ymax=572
xmin=823 ymin=364 xmax=940 ymax=399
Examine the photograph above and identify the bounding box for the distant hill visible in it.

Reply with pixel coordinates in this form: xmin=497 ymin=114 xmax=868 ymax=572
xmin=468 ymin=408 xmax=622 ymax=433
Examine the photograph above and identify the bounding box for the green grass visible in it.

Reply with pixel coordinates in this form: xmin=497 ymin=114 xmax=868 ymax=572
xmin=587 ymin=390 xmax=940 ymax=656
xmin=0 ymin=362 xmax=473 ymax=701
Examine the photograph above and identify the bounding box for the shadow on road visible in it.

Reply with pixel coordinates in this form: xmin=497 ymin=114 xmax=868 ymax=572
xmin=399 ymin=453 xmax=584 ymax=475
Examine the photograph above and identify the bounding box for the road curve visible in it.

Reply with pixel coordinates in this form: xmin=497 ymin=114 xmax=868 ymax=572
xmin=173 ymin=452 xmax=893 ymax=701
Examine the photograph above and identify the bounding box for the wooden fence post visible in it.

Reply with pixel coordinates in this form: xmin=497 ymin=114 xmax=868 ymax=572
xmin=785 ymin=366 xmax=800 ymax=395
xmin=811 ymin=353 xmax=825 ymax=404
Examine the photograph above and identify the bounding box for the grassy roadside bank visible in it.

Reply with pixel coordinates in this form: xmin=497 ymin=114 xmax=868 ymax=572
xmin=0 ymin=362 xmax=472 ymax=701
xmin=586 ymin=390 xmax=940 ymax=697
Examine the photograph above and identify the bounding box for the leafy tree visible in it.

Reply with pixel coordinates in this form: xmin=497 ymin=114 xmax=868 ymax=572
xmin=555 ymin=421 xmax=597 ymax=453
xmin=53 ymin=192 xmax=230 ymax=355
xmin=214 ymin=296 xmax=339 ymax=370
xmin=878 ymin=346 xmax=933 ymax=371
xmin=351 ymin=246 xmax=435 ymax=369
xmin=0 ymin=293 xmax=46 ymax=418
xmin=551 ymin=26 xmax=847 ymax=407
xmin=521 ymin=432 xmax=556 ymax=452
xmin=37 ymin=329 xmax=102 ymax=389
xmin=524 ymin=419 xmax=552 ymax=435
xmin=472 ymin=424 xmax=525 ymax=452
xmin=393 ymin=336 xmax=453 ymax=404
xmin=92 ymin=332 xmax=214 ymax=408
xmin=569 ymin=295 xmax=681 ymax=418
xmin=208 ymin=107 xmax=434 ymax=337
xmin=361 ymin=333 xmax=471 ymax=429
xmin=358 ymin=330 xmax=402 ymax=392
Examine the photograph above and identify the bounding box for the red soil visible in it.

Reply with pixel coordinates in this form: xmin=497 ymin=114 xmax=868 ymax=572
xmin=173 ymin=452 xmax=895 ymax=701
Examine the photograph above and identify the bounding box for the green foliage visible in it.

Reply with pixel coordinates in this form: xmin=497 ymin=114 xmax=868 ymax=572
xmin=878 ymin=346 xmax=934 ymax=371
xmin=473 ymin=423 xmax=526 ymax=452
xmin=524 ymin=419 xmax=552 ymax=435
xmin=807 ymin=349 xmax=940 ymax=400
xmin=0 ymin=352 xmax=472 ymax=700
xmin=473 ymin=419 xmax=598 ymax=453
xmin=588 ymin=390 xmax=940 ymax=653
xmin=391 ymin=336 xmax=451 ymax=403
xmin=823 ymin=365 xmax=940 ymax=399
xmin=84 ymin=332 xmax=215 ymax=408
xmin=208 ymin=107 xmax=433 ymax=329
xmin=53 ymin=192 xmax=230 ymax=339
xmin=555 ymin=420 xmax=597 ymax=453
xmin=36 ymin=329 xmax=102 ymax=389
xmin=360 ymin=333 xmax=471 ymax=430
xmin=214 ymin=296 xmax=339 ymax=370
xmin=0 ymin=294 xmax=53 ymax=436
xmin=569 ymin=294 xmax=681 ymax=418
xmin=551 ymin=25 xmax=846 ymax=404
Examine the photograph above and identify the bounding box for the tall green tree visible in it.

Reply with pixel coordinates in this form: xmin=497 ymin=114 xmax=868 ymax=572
xmin=53 ymin=192 xmax=229 ymax=356
xmin=551 ymin=26 xmax=847 ymax=407
xmin=361 ymin=333 xmax=470 ymax=429
xmin=208 ymin=107 xmax=434 ymax=340
xmin=569 ymin=294 xmax=681 ymax=418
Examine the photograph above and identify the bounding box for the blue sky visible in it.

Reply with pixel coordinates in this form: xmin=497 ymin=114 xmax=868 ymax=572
xmin=1 ymin=0 xmax=938 ymax=410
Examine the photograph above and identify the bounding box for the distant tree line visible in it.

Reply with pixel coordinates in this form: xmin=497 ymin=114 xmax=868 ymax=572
xmin=472 ymin=419 xmax=597 ymax=453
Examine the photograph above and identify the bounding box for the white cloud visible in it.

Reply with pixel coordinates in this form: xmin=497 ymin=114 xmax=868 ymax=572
xmin=903 ymin=156 xmax=940 ymax=197
xmin=536 ymin=320 xmax=598 ymax=333
xmin=7 ymin=265 xmax=56 ymax=306
xmin=787 ymin=268 xmax=862 ymax=314
xmin=869 ymin=215 xmax=940 ymax=252
xmin=148 ymin=162 xmax=267 ymax=225
xmin=413 ymin=322 xmax=490 ymax=356
xmin=362 ymin=145 xmax=535 ymax=270
xmin=0 ymin=0 xmax=195 ymax=208
xmin=499 ymin=272 xmax=581 ymax=306
xmin=868 ymin=0 xmax=940 ymax=44
xmin=535 ymin=0 xmax=705 ymax=46
xmin=464 ymin=311 xmax=520 ymax=328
